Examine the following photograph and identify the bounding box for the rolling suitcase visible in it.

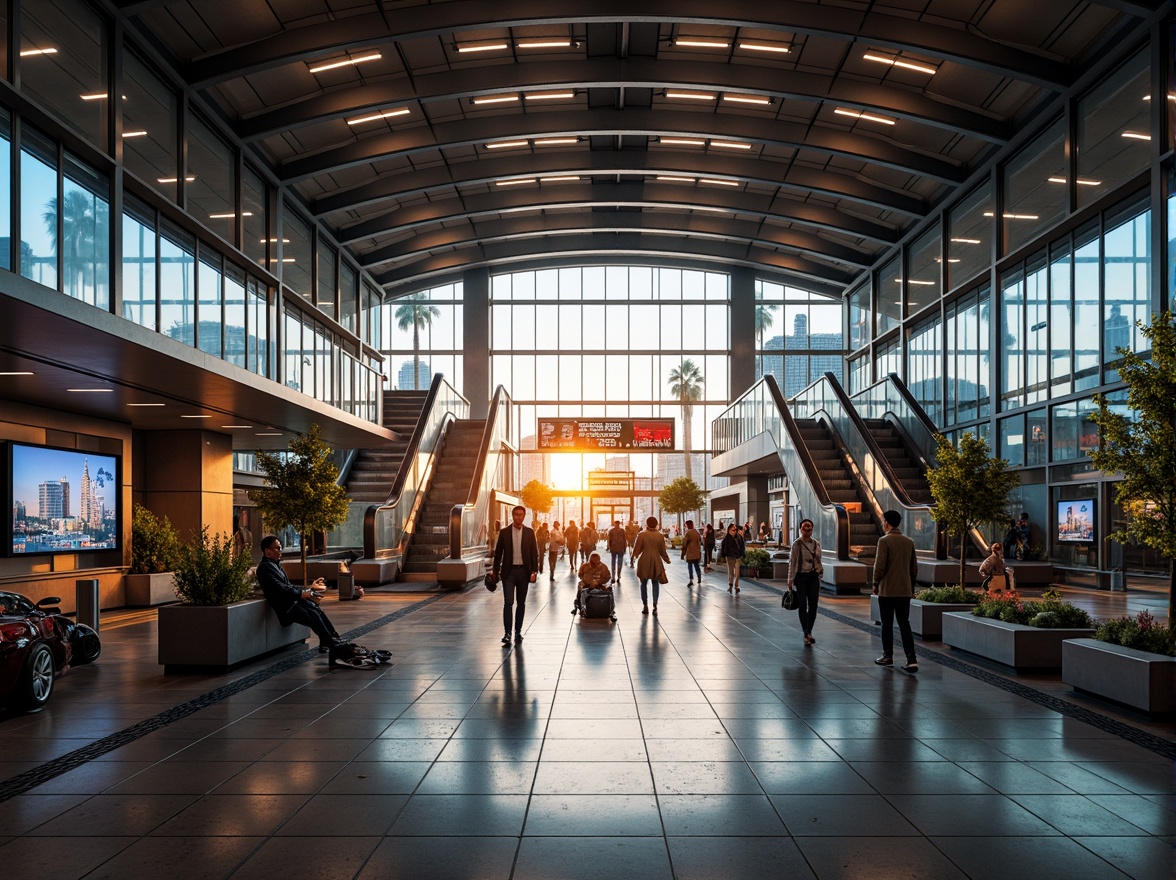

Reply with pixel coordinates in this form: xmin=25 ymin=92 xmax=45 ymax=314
xmin=579 ymin=588 xmax=616 ymax=621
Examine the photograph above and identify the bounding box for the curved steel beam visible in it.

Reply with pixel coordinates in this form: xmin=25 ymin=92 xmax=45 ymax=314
xmin=357 ymin=212 xmax=877 ymax=270
xmin=313 ymin=151 xmax=926 ymax=219
xmin=334 ymin=182 xmax=900 ymax=247
xmin=239 ymin=58 xmax=1009 ymax=144
xmin=185 ymin=1 xmax=1072 ymax=90
xmin=371 ymin=233 xmax=857 ymax=291
xmin=280 ymin=108 xmax=964 ymax=183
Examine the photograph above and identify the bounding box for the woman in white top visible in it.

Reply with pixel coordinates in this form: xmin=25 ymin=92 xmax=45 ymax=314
xmin=786 ymin=519 xmax=825 ymax=645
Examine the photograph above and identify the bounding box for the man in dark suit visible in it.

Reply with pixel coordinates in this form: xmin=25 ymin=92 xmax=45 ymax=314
xmin=492 ymin=505 xmax=540 ymax=645
xmin=872 ymin=510 xmax=920 ymax=672
xmin=256 ymin=535 xmax=342 ymax=653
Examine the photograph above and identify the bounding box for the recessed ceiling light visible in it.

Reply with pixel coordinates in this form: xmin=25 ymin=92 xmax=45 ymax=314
xmin=674 ymin=39 xmax=730 ymax=49
xmin=525 ymin=91 xmax=575 ymax=101
xmin=456 ymin=42 xmax=510 ymax=53
xmin=496 ymin=178 xmax=535 ymax=186
xmin=834 ymin=107 xmax=896 ymax=125
xmin=656 ymin=176 xmax=694 ymax=182
xmin=20 ymin=47 xmax=58 ymax=57
xmin=123 ymin=130 xmax=148 ymax=138
xmin=863 ymin=52 xmax=938 ymax=76
xmin=472 ymin=94 xmax=519 ymax=105
xmin=80 ymin=93 xmax=108 ymax=101
xmin=181 ymin=414 xmax=212 ymax=418
xmin=308 ymin=52 xmax=381 ymax=73
xmin=533 ymin=138 xmax=579 ymax=146
xmin=256 ymin=432 xmax=283 ymax=436
xmin=67 ymin=388 xmax=113 ymax=392
xmin=0 ymin=371 xmax=33 ymax=376
xmin=209 ymin=212 xmax=253 ymax=219
xmin=1121 ymin=131 xmax=1150 ymax=140
xmin=126 ymin=402 xmax=165 ymax=407
xmin=690 ymin=206 xmax=731 ymax=214
xmin=934 ymin=258 xmax=962 ymax=263
xmin=516 ymin=39 xmax=575 ymax=49
xmin=908 ymin=280 xmax=936 ymax=286
xmin=659 ymin=137 xmax=706 ymax=146
xmin=157 ymin=176 xmax=196 ymax=183
xmin=221 ymin=425 xmax=252 ymax=429
xmin=486 ymin=140 xmax=529 ymax=150
xmin=723 ymin=94 xmax=772 ymax=105
xmin=700 ymin=178 xmax=739 ymax=186
xmin=261 ymin=238 xmax=291 ymax=243
xmin=738 ymin=42 xmax=790 ymax=54
xmin=983 ymin=212 xmax=1039 ymax=220
xmin=665 ymin=91 xmax=716 ymax=101
xmin=539 ymin=176 xmax=580 ymax=182
xmin=1047 ymin=176 xmax=1101 ymax=186
xmin=346 ymin=107 xmax=410 ymax=125
xmin=711 ymin=141 xmax=752 ymax=150
xmin=950 ymin=237 xmax=981 ymax=244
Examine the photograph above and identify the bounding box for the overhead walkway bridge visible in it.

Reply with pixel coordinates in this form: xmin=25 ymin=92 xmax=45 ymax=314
xmin=711 ymin=372 xmax=990 ymax=593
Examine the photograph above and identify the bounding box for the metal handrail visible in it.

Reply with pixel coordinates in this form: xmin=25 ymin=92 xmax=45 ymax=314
xmin=449 ymin=384 xmax=514 ymax=559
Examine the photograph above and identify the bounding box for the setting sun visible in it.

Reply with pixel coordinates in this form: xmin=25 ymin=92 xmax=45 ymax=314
xmin=548 ymin=454 xmax=582 ymax=490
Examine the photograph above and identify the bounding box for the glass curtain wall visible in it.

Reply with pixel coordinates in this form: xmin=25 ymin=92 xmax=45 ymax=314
xmin=378 ymin=282 xmax=462 ymax=392
xmin=754 ymin=279 xmax=845 ymax=398
xmin=489 ymin=266 xmax=730 ymax=525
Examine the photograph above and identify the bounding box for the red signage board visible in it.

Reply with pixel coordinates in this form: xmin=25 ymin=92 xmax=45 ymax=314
xmin=537 ymin=419 xmax=676 ymax=451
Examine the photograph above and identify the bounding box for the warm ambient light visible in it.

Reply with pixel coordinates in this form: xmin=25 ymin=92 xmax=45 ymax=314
xmin=665 ymin=91 xmax=716 ymax=101
xmin=908 ymin=279 xmax=936 ymax=286
xmin=935 ymin=258 xmax=962 ymax=263
xmin=525 ymin=91 xmax=575 ymax=101
xmin=738 ymin=42 xmax=790 ymax=54
xmin=209 ymin=212 xmax=253 ymax=219
xmin=674 ymin=39 xmax=730 ymax=49
xmin=700 ymin=178 xmax=739 ymax=186
xmin=711 ymin=141 xmax=752 ymax=150
xmin=656 ymin=176 xmax=694 ymax=182
xmin=950 ymin=237 xmax=981 ymax=244
xmin=20 ymin=47 xmax=58 ymax=56
xmin=261 ymin=238 xmax=291 ymax=243
xmin=122 ymin=130 xmax=148 ymax=138
xmin=0 ymin=371 xmax=34 ymax=376
xmin=308 ymin=52 xmax=382 ymax=73
xmin=472 ymin=94 xmax=520 ymax=105
xmin=533 ymin=137 xmax=579 ymax=145
xmin=80 ymin=93 xmax=108 ymax=101
xmin=539 ymin=175 xmax=580 ymax=182
xmin=1047 ymin=176 xmax=1102 ymax=186
xmin=346 ymin=107 xmax=410 ymax=125
xmin=486 ymin=140 xmax=529 ymax=149
xmin=659 ymin=137 xmax=706 ymax=146
xmin=126 ymin=403 xmax=165 ymax=406
xmin=157 ymin=176 xmax=196 ymax=183
xmin=67 ymin=388 xmax=113 ymax=393
xmin=221 ymin=425 xmax=252 ymax=429
xmin=256 ymin=432 xmax=283 ymax=436
xmin=835 ymin=108 xmax=896 ymax=125
xmin=516 ymin=40 xmax=575 ymax=49
xmin=863 ymin=52 xmax=938 ymax=75
xmin=496 ymin=178 xmax=535 ymax=186
xmin=456 ymin=42 xmax=510 ymax=53
xmin=984 ymin=212 xmax=1039 ymax=220
xmin=180 ymin=415 xmax=212 ymax=419
xmin=723 ymin=95 xmax=772 ymax=105
xmin=1121 ymin=131 xmax=1151 ymax=140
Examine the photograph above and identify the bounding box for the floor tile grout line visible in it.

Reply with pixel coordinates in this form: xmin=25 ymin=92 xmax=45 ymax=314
xmin=0 ymin=593 xmax=449 ymax=803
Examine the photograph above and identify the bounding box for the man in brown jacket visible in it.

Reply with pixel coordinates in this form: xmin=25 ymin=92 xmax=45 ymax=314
xmin=681 ymin=520 xmax=703 ymax=586
xmin=871 ymin=510 xmax=919 ymax=672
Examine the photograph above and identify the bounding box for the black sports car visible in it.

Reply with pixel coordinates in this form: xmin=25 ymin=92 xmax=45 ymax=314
xmin=0 ymin=591 xmax=101 ymax=711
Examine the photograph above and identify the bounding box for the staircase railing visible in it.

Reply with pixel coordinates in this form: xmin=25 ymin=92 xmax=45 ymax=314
xmin=449 ymin=385 xmax=514 ymax=559
xmin=361 ymin=374 xmax=470 ymax=559
xmin=851 ymin=372 xmax=988 ymax=557
xmin=712 ymin=374 xmax=851 ymax=559
xmin=790 ymin=372 xmax=938 ymax=555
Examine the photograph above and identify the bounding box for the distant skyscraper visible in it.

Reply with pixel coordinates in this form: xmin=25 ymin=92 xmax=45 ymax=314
xmin=398 ymin=359 xmax=431 ymax=390
xmin=760 ymin=312 xmax=844 ymax=399
xmin=39 ymin=478 xmax=67 ymax=519
xmin=80 ymin=459 xmax=99 ymax=527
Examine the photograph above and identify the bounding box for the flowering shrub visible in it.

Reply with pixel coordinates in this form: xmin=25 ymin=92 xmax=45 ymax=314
xmin=972 ymin=586 xmax=1093 ymax=629
xmin=1094 ymin=610 xmax=1175 ymax=656
xmin=915 ymin=585 xmax=984 ymax=603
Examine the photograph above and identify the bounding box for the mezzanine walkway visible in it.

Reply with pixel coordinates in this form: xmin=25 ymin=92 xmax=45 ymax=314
xmin=0 ymin=564 xmax=1172 ymax=880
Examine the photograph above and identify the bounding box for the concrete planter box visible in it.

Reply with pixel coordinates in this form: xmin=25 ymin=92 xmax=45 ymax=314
xmin=869 ymin=595 xmax=977 ymax=640
xmin=158 ymin=598 xmax=311 ymax=672
xmin=941 ymin=611 xmax=1094 ymax=672
xmin=1062 ymin=638 xmax=1176 ymax=716
xmin=125 ymin=572 xmax=177 ymax=607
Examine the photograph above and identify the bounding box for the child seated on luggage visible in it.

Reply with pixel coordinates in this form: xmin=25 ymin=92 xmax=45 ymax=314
xmin=573 ymin=552 xmax=612 ymax=613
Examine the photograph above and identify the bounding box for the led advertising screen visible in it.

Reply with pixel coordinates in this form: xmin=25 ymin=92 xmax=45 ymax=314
xmin=1056 ymin=499 xmax=1095 ymax=543
xmin=537 ymin=418 xmax=675 ymax=451
xmin=9 ymin=443 xmax=121 ymax=556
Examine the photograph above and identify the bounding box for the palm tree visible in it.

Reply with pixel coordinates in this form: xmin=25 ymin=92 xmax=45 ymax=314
xmin=394 ymin=293 xmax=441 ymax=389
xmin=755 ymin=303 xmax=778 ymax=376
xmin=44 ymin=190 xmax=103 ymax=295
xmin=668 ymin=359 xmax=704 ymax=481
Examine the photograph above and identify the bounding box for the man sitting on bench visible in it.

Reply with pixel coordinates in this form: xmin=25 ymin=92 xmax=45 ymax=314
xmin=573 ymin=551 xmax=613 ymax=615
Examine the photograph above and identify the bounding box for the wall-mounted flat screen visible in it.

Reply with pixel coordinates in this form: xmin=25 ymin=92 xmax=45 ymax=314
xmin=8 ymin=443 xmax=121 ymax=556
xmin=1056 ymin=499 xmax=1095 ymax=543
xmin=537 ymin=418 xmax=675 ymax=451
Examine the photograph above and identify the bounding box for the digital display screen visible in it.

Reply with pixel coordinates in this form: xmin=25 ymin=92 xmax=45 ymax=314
xmin=537 ymin=419 xmax=675 ymax=451
xmin=1056 ymin=499 xmax=1095 ymax=543
xmin=9 ymin=443 xmax=120 ymax=556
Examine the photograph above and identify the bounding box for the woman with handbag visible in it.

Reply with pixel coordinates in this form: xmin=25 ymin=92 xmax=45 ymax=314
xmin=786 ymin=518 xmax=825 ymax=645
xmin=633 ymin=516 xmax=671 ymax=615
xmin=720 ymin=524 xmax=744 ymax=593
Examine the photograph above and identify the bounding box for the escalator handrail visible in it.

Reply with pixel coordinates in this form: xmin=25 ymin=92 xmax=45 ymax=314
xmin=363 ymin=374 xmax=470 ymax=557
xmin=449 ymin=384 xmax=513 ymax=559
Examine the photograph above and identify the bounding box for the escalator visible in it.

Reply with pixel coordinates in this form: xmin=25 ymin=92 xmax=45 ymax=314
xmin=863 ymin=419 xmax=934 ymax=506
xmin=344 ymin=389 xmax=428 ymax=503
xmin=794 ymin=419 xmax=882 ymax=561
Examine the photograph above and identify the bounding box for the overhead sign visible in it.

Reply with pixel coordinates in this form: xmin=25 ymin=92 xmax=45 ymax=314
xmin=588 ymin=470 xmax=635 ymax=491
xmin=538 ymin=419 xmax=675 ymax=451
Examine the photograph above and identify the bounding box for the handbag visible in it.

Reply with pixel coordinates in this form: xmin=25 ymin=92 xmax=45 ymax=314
xmin=484 ymin=573 xmax=498 ymax=592
xmin=781 ymin=589 xmax=798 ymax=610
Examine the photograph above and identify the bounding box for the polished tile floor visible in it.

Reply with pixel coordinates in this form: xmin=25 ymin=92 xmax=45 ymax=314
xmin=0 ymin=563 xmax=1172 ymax=880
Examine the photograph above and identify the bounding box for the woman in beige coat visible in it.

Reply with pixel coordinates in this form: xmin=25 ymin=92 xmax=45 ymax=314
xmin=633 ymin=516 xmax=671 ymax=615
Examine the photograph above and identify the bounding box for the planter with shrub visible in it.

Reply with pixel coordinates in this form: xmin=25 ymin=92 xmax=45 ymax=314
xmin=741 ymin=547 xmax=771 ymax=579
xmin=870 ymin=584 xmax=984 ymax=640
xmin=1062 ymin=611 xmax=1176 ymax=715
xmin=125 ymin=504 xmax=182 ymax=607
xmin=942 ymin=588 xmax=1095 ymax=671
xmin=157 ymin=527 xmax=309 ymax=671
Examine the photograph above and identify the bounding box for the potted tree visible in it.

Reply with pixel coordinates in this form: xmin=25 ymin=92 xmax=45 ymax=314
xmin=157 ymin=527 xmax=309 ymax=671
xmin=658 ymin=476 xmax=706 ymax=536
xmin=250 ymin=425 xmax=351 ymax=586
xmin=741 ymin=547 xmax=771 ymax=579
xmin=125 ymin=504 xmax=181 ymax=607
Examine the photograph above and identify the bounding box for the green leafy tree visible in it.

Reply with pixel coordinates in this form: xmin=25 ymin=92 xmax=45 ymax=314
xmin=668 ymin=359 xmax=704 ymax=480
xmin=395 ymin=293 xmax=441 ymax=389
xmin=249 ymin=424 xmax=351 ymax=584
xmin=927 ymin=431 xmax=1021 ymax=590
xmin=519 ymin=479 xmax=554 ymax=516
xmin=129 ymin=503 xmax=182 ymax=575
xmin=1089 ymin=311 xmax=1176 ymax=623
xmin=658 ymin=476 xmax=707 ymax=530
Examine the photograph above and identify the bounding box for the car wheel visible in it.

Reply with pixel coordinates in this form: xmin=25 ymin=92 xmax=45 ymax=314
xmin=71 ymin=625 xmax=102 ymax=665
xmin=21 ymin=643 xmax=55 ymax=710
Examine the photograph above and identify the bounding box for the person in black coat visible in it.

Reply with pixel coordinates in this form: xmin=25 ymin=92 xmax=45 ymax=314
xmin=492 ymin=505 xmax=540 ymax=645
xmin=256 ymin=535 xmax=342 ymax=652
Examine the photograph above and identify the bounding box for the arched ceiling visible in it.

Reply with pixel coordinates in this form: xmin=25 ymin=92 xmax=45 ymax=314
xmin=120 ymin=0 xmax=1159 ymax=298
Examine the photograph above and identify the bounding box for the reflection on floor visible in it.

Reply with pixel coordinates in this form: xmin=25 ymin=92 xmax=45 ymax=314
xmin=0 ymin=566 xmax=1172 ymax=880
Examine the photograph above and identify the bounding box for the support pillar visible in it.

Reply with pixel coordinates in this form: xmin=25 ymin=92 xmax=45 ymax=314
xmin=463 ymin=267 xmax=490 ymax=418
xmin=137 ymin=430 xmax=233 ymax=542
xmin=730 ymin=267 xmax=757 ymax=399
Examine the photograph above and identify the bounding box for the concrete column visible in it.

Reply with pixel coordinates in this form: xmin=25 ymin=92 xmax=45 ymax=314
xmin=463 ymin=267 xmax=490 ymax=418
xmin=730 ymin=267 xmax=756 ymax=399
xmin=137 ymin=430 xmax=233 ymax=542
xmin=745 ymin=475 xmax=771 ymax=534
